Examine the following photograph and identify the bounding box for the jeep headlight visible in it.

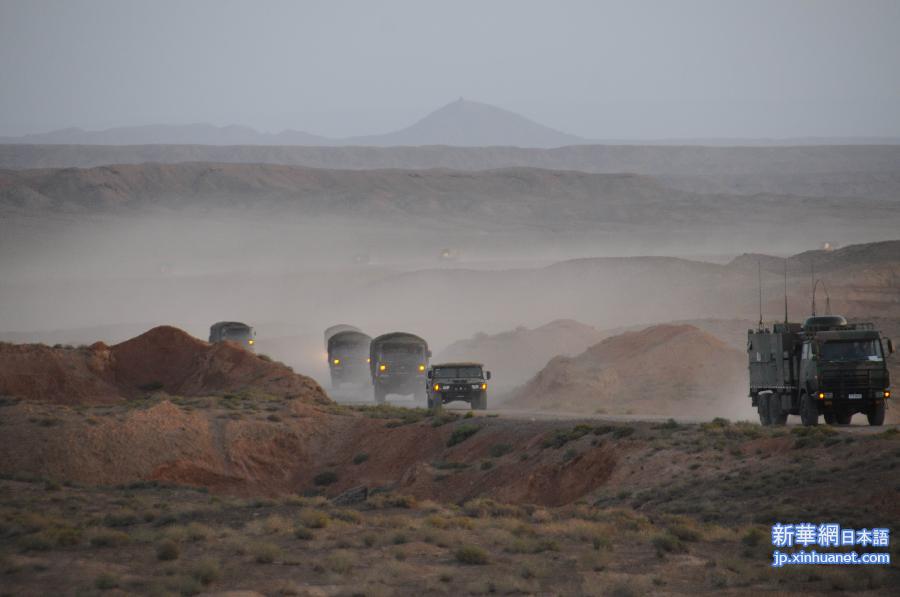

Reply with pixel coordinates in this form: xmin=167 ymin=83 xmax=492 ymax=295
xmin=441 ymin=385 xmax=449 ymax=390
xmin=471 ymin=384 xmax=481 ymax=389
xmin=433 ymin=384 xmax=440 ymax=391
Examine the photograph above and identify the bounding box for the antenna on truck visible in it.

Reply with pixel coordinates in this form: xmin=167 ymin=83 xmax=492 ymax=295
xmin=810 ymin=261 xmax=816 ymax=316
xmin=757 ymin=261 xmax=764 ymax=331
xmin=784 ymin=259 xmax=789 ymax=325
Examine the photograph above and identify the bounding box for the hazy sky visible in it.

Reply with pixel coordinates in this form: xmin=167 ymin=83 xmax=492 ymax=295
xmin=2 ymin=0 xmax=899 ymax=139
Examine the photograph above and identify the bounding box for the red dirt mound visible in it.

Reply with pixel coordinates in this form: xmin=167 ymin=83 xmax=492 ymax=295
xmin=0 ymin=326 xmax=328 ymax=405
xmin=506 ymin=324 xmax=747 ymax=417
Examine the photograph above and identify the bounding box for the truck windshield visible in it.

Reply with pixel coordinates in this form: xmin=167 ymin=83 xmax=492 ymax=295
xmin=820 ymin=340 xmax=882 ymax=362
xmin=222 ymin=329 xmax=251 ymax=341
xmin=432 ymin=367 xmax=483 ymax=379
xmin=381 ymin=344 xmax=423 ymax=358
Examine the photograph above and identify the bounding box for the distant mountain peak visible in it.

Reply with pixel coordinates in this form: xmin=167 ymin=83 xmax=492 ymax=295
xmin=347 ymin=98 xmax=586 ymax=148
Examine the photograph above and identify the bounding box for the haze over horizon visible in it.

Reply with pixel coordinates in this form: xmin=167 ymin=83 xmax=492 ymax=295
xmin=2 ymin=0 xmax=900 ymax=141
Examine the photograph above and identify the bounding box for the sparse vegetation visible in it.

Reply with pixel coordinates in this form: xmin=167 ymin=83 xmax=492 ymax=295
xmin=447 ymin=423 xmax=480 ymax=446
xmin=313 ymin=471 xmax=338 ymax=486
xmin=454 ymin=545 xmax=489 ymax=565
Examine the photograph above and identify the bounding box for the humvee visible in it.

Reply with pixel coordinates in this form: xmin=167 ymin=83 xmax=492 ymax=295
xmin=426 ymin=362 xmax=491 ymax=411
xmin=369 ymin=332 xmax=430 ymax=404
xmin=209 ymin=321 xmax=256 ymax=352
xmin=327 ymin=329 xmax=372 ymax=388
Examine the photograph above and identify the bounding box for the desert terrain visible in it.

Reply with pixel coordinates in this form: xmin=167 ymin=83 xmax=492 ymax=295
xmin=2 ymin=95 xmax=900 ymax=597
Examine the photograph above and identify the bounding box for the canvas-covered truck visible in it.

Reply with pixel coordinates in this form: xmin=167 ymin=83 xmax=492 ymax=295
xmin=426 ymin=362 xmax=491 ymax=411
xmin=209 ymin=321 xmax=256 ymax=352
xmin=327 ymin=329 xmax=372 ymax=388
xmin=369 ymin=332 xmax=431 ymax=404
xmin=749 ymin=315 xmax=893 ymax=427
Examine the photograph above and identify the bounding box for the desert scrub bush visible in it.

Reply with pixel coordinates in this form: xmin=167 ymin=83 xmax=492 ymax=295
xmin=313 ymin=471 xmax=338 ymax=486
xmin=432 ymin=460 xmax=470 ymax=470
xmin=156 ymin=539 xmax=180 ymax=561
xmin=189 ymin=557 xmax=221 ymax=586
xmin=326 ymin=550 xmax=354 ymax=574
xmin=612 ymin=426 xmax=635 ymax=439
xmin=251 ymin=541 xmax=281 ymax=564
xmin=542 ymin=424 xmax=595 ymax=449
xmin=427 ymin=514 xmax=475 ymax=530
xmin=368 ymin=493 xmax=417 ymax=509
xmin=667 ymin=523 xmax=701 ymax=542
xmin=447 ymin=423 xmax=480 ymax=446
xmin=330 ymin=508 xmax=362 ymax=524
xmin=293 ymin=526 xmax=314 ymax=540
xmin=258 ymin=354 xmax=273 ymax=362
xmin=352 ymin=452 xmax=369 ymax=464
xmin=480 ymin=460 xmax=494 ymax=470
xmin=185 ymin=522 xmax=213 ymax=541
xmin=651 ymin=532 xmax=686 ymax=556
xmin=463 ymin=499 xmax=524 ymax=519
xmin=354 ymin=404 xmax=429 ymax=426
xmin=431 ymin=412 xmax=460 ymax=427
xmin=454 ymin=545 xmax=489 ymax=565
xmin=94 ymin=573 xmax=119 ymax=590
xmin=89 ymin=529 xmax=130 ymax=547
xmin=488 ymin=443 xmax=513 ymax=458
xmin=297 ymin=508 xmax=330 ymax=529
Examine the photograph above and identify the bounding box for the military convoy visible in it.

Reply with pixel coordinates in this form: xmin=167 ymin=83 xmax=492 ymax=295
xmin=749 ymin=315 xmax=893 ymax=426
xmin=209 ymin=321 xmax=256 ymax=352
xmin=427 ymin=362 xmax=491 ymax=411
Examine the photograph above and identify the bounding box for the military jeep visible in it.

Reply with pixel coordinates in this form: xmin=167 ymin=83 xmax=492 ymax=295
xmin=426 ymin=362 xmax=491 ymax=411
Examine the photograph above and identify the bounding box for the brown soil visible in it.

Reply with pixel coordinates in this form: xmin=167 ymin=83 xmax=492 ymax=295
xmin=0 ymin=326 xmax=328 ymax=406
xmin=506 ymin=324 xmax=747 ymax=416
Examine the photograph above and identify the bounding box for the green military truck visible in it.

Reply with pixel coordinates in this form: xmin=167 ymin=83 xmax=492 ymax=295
xmin=369 ymin=332 xmax=431 ymax=404
xmin=749 ymin=315 xmax=893 ymax=426
xmin=426 ymin=362 xmax=491 ymax=411
xmin=209 ymin=321 xmax=256 ymax=352
xmin=327 ymin=329 xmax=372 ymax=389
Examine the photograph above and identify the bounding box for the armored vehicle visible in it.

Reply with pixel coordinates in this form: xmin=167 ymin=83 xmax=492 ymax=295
xmin=327 ymin=329 xmax=372 ymax=388
xmin=749 ymin=315 xmax=893 ymax=426
xmin=209 ymin=321 xmax=256 ymax=352
xmin=426 ymin=362 xmax=491 ymax=411
xmin=369 ymin=332 xmax=431 ymax=404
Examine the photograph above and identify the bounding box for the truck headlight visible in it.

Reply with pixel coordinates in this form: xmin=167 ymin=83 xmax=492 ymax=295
xmin=879 ymin=390 xmax=890 ymax=398
xmin=481 ymin=383 xmax=487 ymax=390
xmin=379 ymin=363 xmax=387 ymax=372
xmin=248 ymin=339 xmax=255 ymax=345
xmin=418 ymin=364 xmax=426 ymax=372
xmin=333 ymin=358 xmax=340 ymax=365
xmin=433 ymin=384 xmax=440 ymax=391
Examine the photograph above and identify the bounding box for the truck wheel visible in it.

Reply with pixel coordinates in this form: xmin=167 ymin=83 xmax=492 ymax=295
xmin=835 ymin=412 xmax=852 ymax=425
xmin=768 ymin=394 xmax=787 ymax=426
xmin=757 ymin=394 xmax=771 ymax=426
xmin=374 ymin=386 xmax=386 ymax=405
xmin=823 ymin=412 xmax=836 ymax=425
xmin=799 ymin=393 xmax=818 ymax=427
xmin=867 ymin=400 xmax=885 ymax=426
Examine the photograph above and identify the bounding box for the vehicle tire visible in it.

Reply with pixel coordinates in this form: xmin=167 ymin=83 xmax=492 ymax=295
xmin=768 ymin=394 xmax=787 ymax=426
xmin=799 ymin=393 xmax=818 ymax=427
xmin=757 ymin=393 xmax=771 ymax=426
xmin=472 ymin=393 xmax=486 ymax=411
xmin=374 ymin=386 xmax=386 ymax=405
xmin=835 ymin=412 xmax=852 ymax=425
xmin=824 ymin=412 xmax=836 ymax=425
xmin=867 ymin=400 xmax=885 ymax=426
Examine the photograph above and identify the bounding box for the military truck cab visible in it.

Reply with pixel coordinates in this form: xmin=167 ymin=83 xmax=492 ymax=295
xmin=369 ymin=332 xmax=431 ymax=404
xmin=327 ymin=330 xmax=372 ymax=389
xmin=209 ymin=321 xmax=256 ymax=352
xmin=749 ymin=315 xmax=892 ymax=426
xmin=427 ymin=362 xmax=491 ymax=411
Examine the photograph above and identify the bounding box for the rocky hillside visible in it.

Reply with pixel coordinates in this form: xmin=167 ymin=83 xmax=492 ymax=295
xmin=0 ymin=326 xmax=328 ymax=406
